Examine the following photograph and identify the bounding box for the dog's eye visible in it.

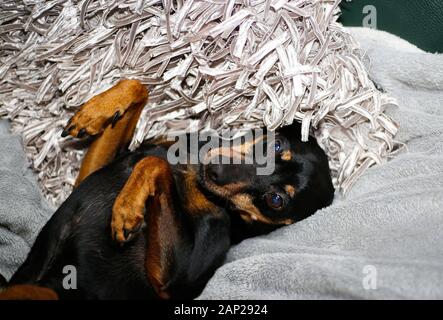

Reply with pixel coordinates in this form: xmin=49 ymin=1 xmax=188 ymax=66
xmin=265 ymin=193 xmax=284 ymax=210
xmin=274 ymin=139 xmax=282 ymax=152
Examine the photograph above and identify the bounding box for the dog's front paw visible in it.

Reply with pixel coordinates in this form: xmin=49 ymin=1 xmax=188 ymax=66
xmin=111 ymin=197 xmax=146 ymax=244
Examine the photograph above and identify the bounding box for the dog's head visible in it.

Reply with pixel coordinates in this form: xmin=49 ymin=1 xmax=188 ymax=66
xmin=198 ymin=123 xmax=334 ymax=233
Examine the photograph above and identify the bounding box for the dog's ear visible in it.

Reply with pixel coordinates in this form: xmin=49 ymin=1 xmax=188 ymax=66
xmin=144 ymin=178 xmax=230 ymax=299
xmin=279 ymin=121 xmax=302 ymax=139
xmin=262 ymin=121 xmax=302 ymax=138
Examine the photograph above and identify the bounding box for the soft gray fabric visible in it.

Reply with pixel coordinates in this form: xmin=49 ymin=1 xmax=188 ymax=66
xmin=198 ymin=28 xmax=443 ymax=299
xmin=0 ymin=27 xmax=442 ymax=298
xmin=0 ymin=120 xmax=52 ymax=281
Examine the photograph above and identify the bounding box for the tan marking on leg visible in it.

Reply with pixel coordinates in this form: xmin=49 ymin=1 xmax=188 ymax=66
xmin=0 ymin=285 xmax=58 ymax=300
xmin=75 ymin=104 xmax=144 ymax=185
xmin=69 ymin=79 xmax=148 ymax=185
xmin=111 ymin=157 xmax=172 ymax=243
xmin=65 ymin=79 xmax=148 ymax=138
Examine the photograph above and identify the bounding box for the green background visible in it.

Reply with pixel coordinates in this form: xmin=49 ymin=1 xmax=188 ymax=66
xmin=339 ymin=0 xmax=443 ymax=53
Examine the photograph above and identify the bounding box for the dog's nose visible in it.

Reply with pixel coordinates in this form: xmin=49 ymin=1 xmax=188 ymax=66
xmin=207 ymin=163 xmax=254 ymax=186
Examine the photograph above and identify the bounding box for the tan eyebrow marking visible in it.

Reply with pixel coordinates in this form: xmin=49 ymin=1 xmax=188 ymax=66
xmin=205 ymin=135 xmax=265 ymax=162
xmin=285 ymin=185 xmax=296 ymax=198
xmin=231 ymin=193 xmax=293 ymax=226
xmin=281 ymin=150 xmax=292 ymax=161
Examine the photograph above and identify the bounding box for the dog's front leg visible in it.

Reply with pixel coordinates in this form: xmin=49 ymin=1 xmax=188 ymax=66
xmin=112 ymin=157 xmax=230 ymax=299
xmin=111 ymin=156 xmax=171 ymax=243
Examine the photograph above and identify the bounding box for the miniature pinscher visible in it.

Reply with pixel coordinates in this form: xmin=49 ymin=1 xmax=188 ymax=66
xmin=0 ymin=79 xmax=334 ymax=300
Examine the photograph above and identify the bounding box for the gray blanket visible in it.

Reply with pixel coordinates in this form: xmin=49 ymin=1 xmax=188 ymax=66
xmin=0 ymin=120 xmax=52 ymax=282
xmin=1 ymin=28 xmax=442 ymax=298
xmin=199 ymin=28 xmax=443 ymax=299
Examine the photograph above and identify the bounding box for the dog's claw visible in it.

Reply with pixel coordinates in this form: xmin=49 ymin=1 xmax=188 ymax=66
xmin=123 ymin=228 xmax=131 ymax=241
xmin=118 ymin=220 xmax=145 ymax=244
xmin=123 ymin=232 xmax=135 ymax=244
xmin=61 ymin=125 xmax=75 ymax=137
xmin=111 ymin=111 xmax=121 ymax=128
xmin=61 ymin=129 xmax=69 ymax=137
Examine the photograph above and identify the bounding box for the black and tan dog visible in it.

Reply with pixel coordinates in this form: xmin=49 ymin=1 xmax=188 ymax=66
xmin=0 ymin=79 xmax=334 ymax=300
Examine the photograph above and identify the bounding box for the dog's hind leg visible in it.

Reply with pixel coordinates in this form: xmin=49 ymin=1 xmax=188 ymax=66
xmin=74 ymin=102 xmax=145 ymax=185
xmin=61 ymin=79 xmax=148 ymax=185
xmin=0 ymin=285 xmax=58 ymax=300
